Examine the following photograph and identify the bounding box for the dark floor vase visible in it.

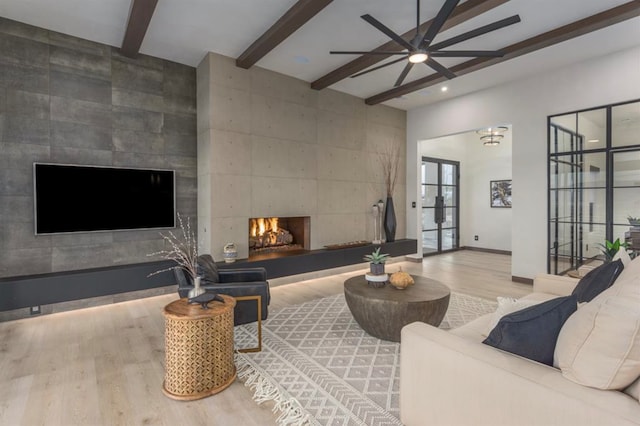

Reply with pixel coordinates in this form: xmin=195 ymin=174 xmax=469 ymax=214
xmin=384 ymin=196 xmax=396 ymax=242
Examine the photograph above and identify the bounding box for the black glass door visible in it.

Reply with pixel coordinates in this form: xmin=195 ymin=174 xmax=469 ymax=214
xmin=422 ymin=157 xmax=460 ymax=255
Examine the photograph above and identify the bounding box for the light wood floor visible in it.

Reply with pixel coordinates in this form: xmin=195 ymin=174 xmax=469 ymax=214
xmin=0 ymin=251 xmax=532 ymax=426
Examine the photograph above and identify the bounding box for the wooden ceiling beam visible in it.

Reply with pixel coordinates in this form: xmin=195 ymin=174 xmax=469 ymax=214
xmin=365 ymin=1 xmax=640 ymax=106
xmin=236 ymin=0 xmax=334 ymax=69
xmin=120 ymin=0 xmax=159 ymax=58
xmin=310 ymin=0 xmax=511 ymax=90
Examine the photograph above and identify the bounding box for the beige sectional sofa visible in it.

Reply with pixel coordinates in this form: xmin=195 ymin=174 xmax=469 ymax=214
xmin=400 ymin=256 xmax=640 ymax=426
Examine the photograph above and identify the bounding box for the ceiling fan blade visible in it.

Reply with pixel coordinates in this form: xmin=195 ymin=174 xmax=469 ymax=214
xmin=350 ymin=57 xmax=407 ymax=78
xmin=430 ymin=50 xmax=505 ymax=57
xmin=395 ymin=62 xmax=415 ymax=87
xmin=420 ymin=0 xmax=461 ymax=48
xmin=425 ymin=57 xmax=456 ymax=79
xmin=330 ymin=50 xmax=408 ymax=55
xmin=361 ymin=14 xmax=415 ymax=51
xmin=430 ymin=15 xmax=521 ymax=51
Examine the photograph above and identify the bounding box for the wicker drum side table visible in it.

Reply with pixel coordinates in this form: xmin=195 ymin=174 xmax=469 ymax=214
xmin=162 ymin=295 xmax=237 ymax=400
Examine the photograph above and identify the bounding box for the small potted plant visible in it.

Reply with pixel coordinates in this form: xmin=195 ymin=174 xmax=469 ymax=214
xmin=598 ymin=238 xmax=630 ymax=262
xmin=364 ymin=247 xmax=389 ymax=275
xmin=628 ymin=216 xmax=640 ymax=228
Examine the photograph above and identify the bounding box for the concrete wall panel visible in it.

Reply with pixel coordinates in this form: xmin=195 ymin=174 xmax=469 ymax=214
xmin=251 ymin=136 xmax=317 ymax=179
xmin=210 ymin=84 xmax=251 ymax=133
xmin=251 ymin=94 xmax=317 ymax=143
xmin=198 ymin=52 xmax=406 ymax=259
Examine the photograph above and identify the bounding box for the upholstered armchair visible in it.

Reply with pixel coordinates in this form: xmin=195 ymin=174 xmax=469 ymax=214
xmin=174 ymin=254 xmax=270 ymax=326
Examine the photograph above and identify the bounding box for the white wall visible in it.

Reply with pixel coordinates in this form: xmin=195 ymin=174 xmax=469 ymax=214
xmin=407 ymin=46 xmax=640 ymax=279
xmin=420 ymin=129 xmax=512 ymax=252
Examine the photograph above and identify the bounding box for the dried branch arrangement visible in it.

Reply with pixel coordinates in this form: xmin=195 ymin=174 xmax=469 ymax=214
xmin=379 ymin=141 xmax=401 ymax=197
xmin=148 ymin=213 xmax=198 ymax=279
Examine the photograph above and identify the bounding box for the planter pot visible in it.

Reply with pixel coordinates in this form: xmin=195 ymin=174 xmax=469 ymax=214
xmin=370 ymin=263 xmax=385 ymax=275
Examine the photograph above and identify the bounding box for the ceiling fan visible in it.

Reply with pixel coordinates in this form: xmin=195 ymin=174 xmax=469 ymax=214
xmin=330 ymin=0 xmax=521 ymax=87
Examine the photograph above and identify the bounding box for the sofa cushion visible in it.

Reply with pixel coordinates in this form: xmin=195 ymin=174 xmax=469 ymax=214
xmin=483 ymin=297 xmax=541 ymax=337
xmin=572 ymin=259 xmax=624 ymax=303
xmin=450 ymin=315 xmax=492 ymax=342
xmin=614 ymin=255 xmax=640 ymax=293
xmin=554 ymin=295 xmax=640 ymax=390
xmin=589 ymin=256 xmax=640 ymax=304
xmin=519 ymin=292 xmax=559 ymax=304
xmin=483 ymin=295 xmax=577 ymax=366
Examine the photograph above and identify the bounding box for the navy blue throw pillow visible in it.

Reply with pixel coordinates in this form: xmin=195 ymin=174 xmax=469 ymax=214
xmin=571 ymin=259 xmax=624 ymax=303
xmin=483 ymin=295 xmax=577 ymax=366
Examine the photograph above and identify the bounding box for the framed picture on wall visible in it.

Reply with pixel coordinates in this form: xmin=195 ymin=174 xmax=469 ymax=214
xmin=490 ymin=180 xmax=512 ymax=208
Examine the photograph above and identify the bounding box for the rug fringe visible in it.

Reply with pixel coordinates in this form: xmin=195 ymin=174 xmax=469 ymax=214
xmin=236 ymin=354 xmax=313 ymax=426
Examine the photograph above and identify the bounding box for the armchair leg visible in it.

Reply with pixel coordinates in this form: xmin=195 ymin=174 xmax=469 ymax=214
xmin=235 ymin=295 xmax=262 ymax=353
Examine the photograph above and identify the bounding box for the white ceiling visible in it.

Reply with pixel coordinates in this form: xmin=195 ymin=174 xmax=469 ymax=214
xmin=1 ymin=0 xmax=638 ymax=110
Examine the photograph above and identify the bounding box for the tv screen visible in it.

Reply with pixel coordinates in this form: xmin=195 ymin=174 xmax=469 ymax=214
xmin=34 ymin=163 xmax=176 ymax=234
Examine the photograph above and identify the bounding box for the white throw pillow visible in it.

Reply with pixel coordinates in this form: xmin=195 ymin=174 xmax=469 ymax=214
xmin=612 ymin=248 xmax=632 ymax=267
xmin=483 ymin=297 xmax=539 ymax=337
xmin=554 ymin=295 xmax=640 ymax=389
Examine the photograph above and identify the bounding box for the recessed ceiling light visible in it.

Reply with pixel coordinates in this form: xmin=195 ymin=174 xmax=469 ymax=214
xmin=588 ymin=139 xmax=600 ymax=143
xmin=441 ymin=86 xmax=448 ymax=92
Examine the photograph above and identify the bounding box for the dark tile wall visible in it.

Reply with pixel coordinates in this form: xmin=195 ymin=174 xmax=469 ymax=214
xmin=0 ymin=18 xmax=197 ymax=278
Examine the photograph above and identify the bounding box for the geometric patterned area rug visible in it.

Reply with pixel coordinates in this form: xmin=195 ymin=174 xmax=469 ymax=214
xmin=235 ymin=291 xmax=497 ymax=426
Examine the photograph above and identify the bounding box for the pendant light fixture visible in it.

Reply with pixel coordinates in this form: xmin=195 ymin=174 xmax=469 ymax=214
xmin=477 ymin=126 xmax=508 ymax=146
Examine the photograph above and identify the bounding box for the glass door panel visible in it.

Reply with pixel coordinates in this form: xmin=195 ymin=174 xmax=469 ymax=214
xmin=442 ymin=229 xmax=455 ymax=251
xmin=578 ymin=109 xmax=606 ymax=150
xmin=442 ymin=163 xmax=455 ymax=185
xmin=422 ymin=230 xmax=438 ymax=252
xmin=549 ymin=123 xmax=584 ymax=274
xmin=612 ymin=102 xmax=640 ymax=148
xmin=442 ymin=186 xmax=456 ymax=206
xmin=421 ymin=209 xmax=436 ymax=229
xmin=443 ymin=207 xmax=456 ymax=228
xmin=421 ymin=157 xmax=459 ymax=255
xmin=549 ymin=100 xmax=640 ymax=274
xmin=613 ymin=150 xmax=640 ymax=255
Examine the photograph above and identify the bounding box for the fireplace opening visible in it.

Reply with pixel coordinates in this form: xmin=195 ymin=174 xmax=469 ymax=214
xmin=249 ymin=216 xmax=310 ymax=259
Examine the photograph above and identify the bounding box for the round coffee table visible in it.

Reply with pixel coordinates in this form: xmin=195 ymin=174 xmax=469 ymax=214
xmin=344 ymin=275 xmax=450 ymax=342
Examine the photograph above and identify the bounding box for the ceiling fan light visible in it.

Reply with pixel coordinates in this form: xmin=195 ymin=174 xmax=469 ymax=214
xmin=409 ymin=51 xmax=428 ymax=63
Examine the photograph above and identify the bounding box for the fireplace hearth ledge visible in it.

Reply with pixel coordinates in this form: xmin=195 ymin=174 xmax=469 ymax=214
xmin=219 ymin=239 xmax=417 ymax=280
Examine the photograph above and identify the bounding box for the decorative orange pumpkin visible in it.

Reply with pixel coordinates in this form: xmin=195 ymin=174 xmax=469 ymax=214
xmin=389 ymin=267 xmax=414 ymax=290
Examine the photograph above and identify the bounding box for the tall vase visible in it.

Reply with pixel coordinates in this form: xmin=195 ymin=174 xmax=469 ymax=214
xmin=188 ymin=276 xmax=206 ymax=298
xmin=384 ymin=196 xmax=396 ymax=242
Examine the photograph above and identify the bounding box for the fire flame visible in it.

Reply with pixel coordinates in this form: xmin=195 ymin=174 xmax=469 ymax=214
xmin=250 ymin=217 xmax=279 ymax=237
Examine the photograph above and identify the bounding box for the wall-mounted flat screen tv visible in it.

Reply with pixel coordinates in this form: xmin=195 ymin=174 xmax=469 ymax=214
xmin=34 ymin=163 xmax=176 ymax=235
